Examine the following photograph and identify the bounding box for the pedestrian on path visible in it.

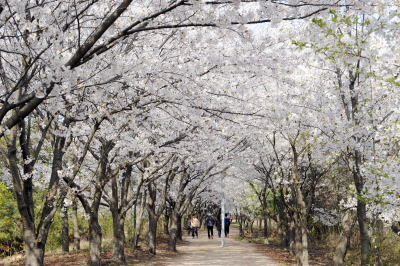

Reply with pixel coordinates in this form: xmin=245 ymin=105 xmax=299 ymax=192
xmin=216 ymin=217 xmax=222 ymax=237
xmin=205 ymin=213 xmax=215 ymax=239
xmin=186 ymin=219 xmax=192 ymax=235
xmin=224 ymin=213 xmax=231 ymax=237
xmin=190 ymin=215 xmax=201 ymax=238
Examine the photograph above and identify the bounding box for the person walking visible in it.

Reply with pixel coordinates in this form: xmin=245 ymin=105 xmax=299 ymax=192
xmin=186 ymin=219 xmax=192 ymax=235
xmin=190 ymin=215 xmax=201 ymax=238
xmin=205 ymin=213 xmax=215 ymax=239
xmin=216 ymin=216 xmax=222 ymax=237
xmin=224 ymin=213 xmax=231 ymax=238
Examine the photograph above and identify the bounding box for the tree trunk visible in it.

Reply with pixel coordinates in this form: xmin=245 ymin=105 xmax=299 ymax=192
xmin=291 ymin=144 xmax=309 ymax=266
xmin=133 ymin=204 xmax=144 ymax=248
xmin=357 ymin=200 xmax=371 ymax=265
xmin=353 ymin=151 xmax=371 ymax=266
xmin=133 ymin=192 xmax=146 ymax=248
xmin=62 ymin=206 xmax=69 ymax=254
xmin=275 ymin=212 xmax=287 ymax=247
xmin=288 ymin=217 xmax=296 ymax=256
xmin=8 ymin=112 xmax=70 ymax=266
xmin=168 ymin=209 xmax=179 ymax=252
xmin=344 ymin=66 xmax=370 ymax=265
xmin=177 ymin=214 xmax=183 ymax=241
xmin=23 ymin=227 xmax=45 ymax=266
xmin=111 ymin=214 xmax=126 ymax=264
xmin=292 ymin=212 xmax=309 ymax=266
xmin=146 ymin=212 xmax=158 ymax=255
xmin=299 ymin=215 xmax=309 ymax=266
xmin=109 ymin=169 xmax=127 ymax=264
xmin=72 ymin=199 xmax=81 ymax=251
xmin=333 ymin=209 xmax=357 ymax=266
xmin=85 ymin=141 xmax=114 ymax=266
xmin=263 ymin=213 xmax=268 ymax=239
xmin=238 ymin=214 xmax=245 ymax=238
xmin=145 ymin=175 xmax=169 ymax=255
xmin=88 ymin=216 xmax=102 ymax=266
xmin=128 ymin=205 xmax=136 ymax=248
xmin=294 ymin=216 xmax=303 ymax=265
xmin=293 ymin=201 xmax=309 ymax=266
xmin=9 ymin=126 xmax=46 ymax=266
xmin=164 ymin=207 xmax=170 ymax=235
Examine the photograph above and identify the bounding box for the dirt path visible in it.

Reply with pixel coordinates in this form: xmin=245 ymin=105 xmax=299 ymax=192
xmin=158 ymin=225 xmax=278 ymax=266
xmin=0 ymin=226 xmax=280 ymax=266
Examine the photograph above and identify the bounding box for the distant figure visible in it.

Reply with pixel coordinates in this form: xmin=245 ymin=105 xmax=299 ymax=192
xmin=190 ymin=215 xmax=201 ymax=238
xmin=224 ymin=213 xmax=231 ymax=237
xmin=230 ymin=215 xmax=234 ymax=223
xmin=216 ymin=217 xmax=222 ymax=237
xmin=205 ymin=213 xmax=215 ymax=239
xmin=186 ymin=219 xmax=192 ymax=235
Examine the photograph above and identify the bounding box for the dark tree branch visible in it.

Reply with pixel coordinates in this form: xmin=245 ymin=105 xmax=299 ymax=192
xmin=66 ymin=0 xmax=134 ymax=69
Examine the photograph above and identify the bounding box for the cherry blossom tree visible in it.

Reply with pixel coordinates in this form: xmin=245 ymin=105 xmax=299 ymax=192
xmin=291 ymin=7 xmax=400 ymax=264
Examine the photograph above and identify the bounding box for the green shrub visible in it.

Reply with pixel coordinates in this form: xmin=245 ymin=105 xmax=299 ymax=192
xmin=0 ymin=183 xmax=23 ymax=257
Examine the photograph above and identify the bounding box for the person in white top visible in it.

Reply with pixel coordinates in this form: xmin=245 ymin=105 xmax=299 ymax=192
xmin=190 ymin=215 xmax=201 ymax=238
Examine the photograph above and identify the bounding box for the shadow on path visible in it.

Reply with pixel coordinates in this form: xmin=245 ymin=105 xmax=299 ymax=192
xmin=159 ymin=225 xmax=278 ymax=266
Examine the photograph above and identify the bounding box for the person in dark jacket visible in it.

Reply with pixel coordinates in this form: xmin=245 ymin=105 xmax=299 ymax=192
xmin=186 ymin=219 xmax=192 ymax=235
xmin=205 ymin=213 xmax=215 ymax=239
xmin=216 ymin=217 xmax=222 ymax=237
xmin=224 ymin=213 xmax=231 ymax=237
